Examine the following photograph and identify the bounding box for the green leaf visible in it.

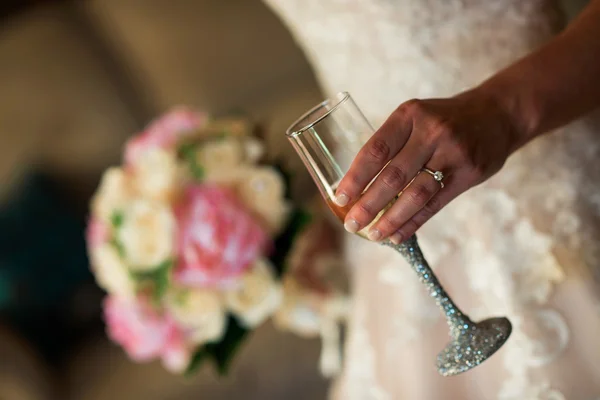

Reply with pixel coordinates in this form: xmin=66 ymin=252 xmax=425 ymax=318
xmin=184 ymin=348 xmax=209 ymax=378
xmin=153 ymin=262 xmax=171 ymax=301
xmin=131 ymin=260 xmax=172 ymax=302
xmin=110 ymin=210 xmax=124 ymax=228
xmin=189 ymin=163 xmax=205 ymax=181
xmin=109 ymin=237 xmax=126 ymax=258
xmin=178 ymin=142 xmax=205 ymax=181
xmin=109 ymin=211 xmax=126 ymax=258
xmin=206 ymin=315 xmax=250 ymax=375
xmin=183 ymin=314 xmax=249 ymax=377
xmin=269 ymin=208 xmax=313 ymax=278
xmin=178 ymin=142 xmax=197 ymax=159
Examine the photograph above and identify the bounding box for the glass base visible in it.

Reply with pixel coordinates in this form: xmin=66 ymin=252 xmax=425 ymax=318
xmin=436 ymin=317 xmax=512 ymax=376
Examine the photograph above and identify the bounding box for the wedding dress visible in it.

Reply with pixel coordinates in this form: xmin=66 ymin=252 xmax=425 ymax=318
xmin=264 ymin=0 xmax=600 ymax=399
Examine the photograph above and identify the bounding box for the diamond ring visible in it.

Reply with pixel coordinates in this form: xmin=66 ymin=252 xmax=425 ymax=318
xmin=421 ymin=168 xmax=445 ymax=189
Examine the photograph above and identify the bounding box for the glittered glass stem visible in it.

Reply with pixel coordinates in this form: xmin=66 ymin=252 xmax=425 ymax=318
xmin=382 ymin=235 xmax=473 ymax=339
xmin=382 ymin=234 xmax=512 ymax=376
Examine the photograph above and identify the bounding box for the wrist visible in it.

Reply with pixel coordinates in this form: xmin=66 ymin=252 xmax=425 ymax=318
xmin=472 ymin=79 xmax=542 ymax=150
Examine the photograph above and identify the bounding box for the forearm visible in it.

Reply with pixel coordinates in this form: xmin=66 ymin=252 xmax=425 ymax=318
xmin=478 ymin=0 xmax=600 ymax=143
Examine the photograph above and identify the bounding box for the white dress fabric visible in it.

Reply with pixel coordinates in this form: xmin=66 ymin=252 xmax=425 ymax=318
xmin=264 ymin=1 xmax=600 ymax=399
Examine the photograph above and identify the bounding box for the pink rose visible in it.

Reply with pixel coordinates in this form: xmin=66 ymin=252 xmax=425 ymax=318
xmin=86 ymin=217 xmax=109 ymax=249
xmin=124 ymin=107 xmax=208 ymax=165
xmin=104 ymin=296 xmax=191 ymax=372
xmin=174 ymin=185 xmax=271 ymax=287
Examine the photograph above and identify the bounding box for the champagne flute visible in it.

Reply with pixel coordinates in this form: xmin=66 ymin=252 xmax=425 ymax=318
xmin=286 ymin=92 xmax=512 ymax=376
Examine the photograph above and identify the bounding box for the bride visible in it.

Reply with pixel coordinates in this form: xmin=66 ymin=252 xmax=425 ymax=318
xmin=265 ymin=0 xmax=600 ymax=399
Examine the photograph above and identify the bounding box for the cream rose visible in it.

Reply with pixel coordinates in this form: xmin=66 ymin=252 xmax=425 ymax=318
xmin=167 ymin=288 xmax=226 ymax=345
xmin=91 ymin=167 xmax=132 ymax=223
xmin=90 ymin=243 xmax=135 ymax=298
xmin=237 ymin=167 xmax=285 ymax=201
xmin=195 ymin=138 xmax=244 ymax=184
xmin=132 ymin=148 xmax=182 ymax=203
xmin=249 ymin=200 xmax=292 ymax=235
xmin=225 ymin=259 xmax=282 ymax=328
xmin=118 ymin=199 xmax=175 ymax=271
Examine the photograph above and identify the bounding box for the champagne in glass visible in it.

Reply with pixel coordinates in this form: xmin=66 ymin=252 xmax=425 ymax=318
xmin=325 ymin=191 xmax=353 ymax=224
xmin=286 ymin=92 xmax=512 ymax=376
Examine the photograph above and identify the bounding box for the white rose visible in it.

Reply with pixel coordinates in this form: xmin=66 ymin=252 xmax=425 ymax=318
xmin=274 ymin=276 xmax=348 ymax=378
xmin=236 ymin=167 xmax=290 ymax=233
xmin=242 ymin=137 xmax=265 ymax=163
xmin=167 ymin=288 xmax=226 ymax=345
xmin=132 ymin=148 xmax=182 ymax=203
xmin=322 ymin=295 xmax=351 ymax=321
xmin=225 ymin=259 xmax=282 ymax=328
xmin=118 ymin=199 xmax=175 ymax=271
xmin=90 ymin=243 xmax=135 ymax=298
xmin=275 ymin=276 xmax=350 ymax=337
xmin=91 ymin=167 xmax=131 ymax=223
xmin=274 ymin=279 xmax=322 ymax=337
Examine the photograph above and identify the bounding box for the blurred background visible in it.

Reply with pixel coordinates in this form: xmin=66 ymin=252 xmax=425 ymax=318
xmin=0 ymin=0 xmax=326 ymax=399
xmin=0 ymin=0 xmax=590 ymax=399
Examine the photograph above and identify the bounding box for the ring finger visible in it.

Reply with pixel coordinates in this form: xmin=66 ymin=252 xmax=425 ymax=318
xmin=367 ymin=164 xmax=448 ymax=241
xmin=343 ymin=136 xmax=433 ymax=235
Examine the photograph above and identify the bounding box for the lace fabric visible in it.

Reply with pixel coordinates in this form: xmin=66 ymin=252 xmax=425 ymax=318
xmin=264 ymin=0 xmax=600 ymax=398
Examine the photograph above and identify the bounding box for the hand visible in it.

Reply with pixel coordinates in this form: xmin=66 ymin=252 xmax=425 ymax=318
xmin=334 ymin=88 xmax=526 ymax=244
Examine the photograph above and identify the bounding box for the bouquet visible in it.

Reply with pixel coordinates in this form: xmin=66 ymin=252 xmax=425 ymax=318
xmin=86 ymin=108 xmax=349 ymax=376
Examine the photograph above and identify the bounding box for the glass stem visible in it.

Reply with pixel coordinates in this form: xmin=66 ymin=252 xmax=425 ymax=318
xmin=382 ymin=235 xmax=473 ymax=339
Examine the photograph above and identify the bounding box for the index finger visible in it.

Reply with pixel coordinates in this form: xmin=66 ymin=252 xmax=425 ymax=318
xmin=334 ymin=103 xmax=414 ymax=206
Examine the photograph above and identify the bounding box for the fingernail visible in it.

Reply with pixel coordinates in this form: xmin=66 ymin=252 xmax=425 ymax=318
xmin=344 ymin=219 xmax=360 ymax=233
xmin=390 ymin=232 xmax=403 ymax=244
xmin=334 ymin=193 xmax=350 ymax=207
xmin=368 ymin=229 xmax=382 ymax=241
